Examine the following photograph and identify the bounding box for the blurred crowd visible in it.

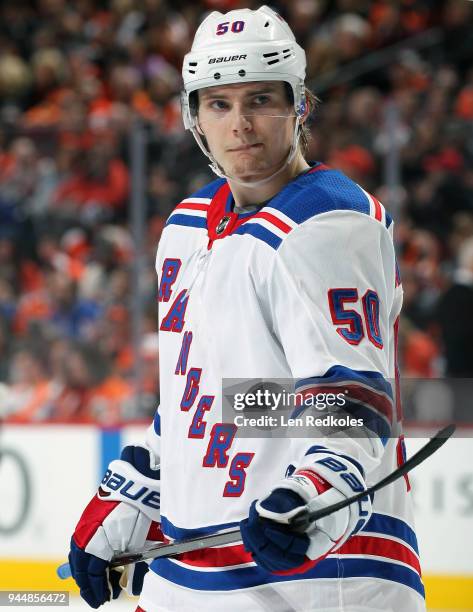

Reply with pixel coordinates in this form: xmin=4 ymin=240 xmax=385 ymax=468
xmin=0 ymin=0 xmax=472 ymax=425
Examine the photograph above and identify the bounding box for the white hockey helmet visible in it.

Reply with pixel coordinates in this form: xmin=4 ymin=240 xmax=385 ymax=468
xmin=181 ymin=5 xmax=307 ymax=128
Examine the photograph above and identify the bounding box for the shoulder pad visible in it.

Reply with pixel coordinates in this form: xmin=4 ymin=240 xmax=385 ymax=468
xmin=270 ymin=165 xmax=392 ymax=230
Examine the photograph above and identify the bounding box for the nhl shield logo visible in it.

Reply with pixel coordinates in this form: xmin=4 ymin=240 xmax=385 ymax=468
xmin=216 ymin=215 xmax=231 ymax=235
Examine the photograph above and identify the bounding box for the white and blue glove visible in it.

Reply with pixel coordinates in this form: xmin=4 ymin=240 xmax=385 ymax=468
xmin=69 ymin=445 xmax=164 ymax=608
xmin=240 ymin=451 xmax=372 ymax=575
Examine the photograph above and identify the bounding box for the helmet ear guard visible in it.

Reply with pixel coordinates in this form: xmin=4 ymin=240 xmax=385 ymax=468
xmin=297 ymin=95 xmax=307 ymax=119
xmin=180 ymin=90 xmax=195 ymax=130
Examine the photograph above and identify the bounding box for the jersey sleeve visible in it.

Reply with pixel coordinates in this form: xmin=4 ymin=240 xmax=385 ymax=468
xmin=265 ymin=210 xmax=402 ymax=475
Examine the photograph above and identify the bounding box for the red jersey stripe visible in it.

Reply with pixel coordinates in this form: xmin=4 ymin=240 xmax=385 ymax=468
xmin=371 ymin=195 xmax=383 ymax=222
xmin=250 ymin=211 xmax=292 ymax=234
xmin=176 ymin=543 xmax=252 ymax=567
xmin=298 ymin=383 xmax=393 ymax=423
xmin=338 ymin=534 xmax=421 ymax=576
xmin=173 ymin=534 xmax=420 ymax=574
xmin=175 ymin=203 xmax=209 ymax=212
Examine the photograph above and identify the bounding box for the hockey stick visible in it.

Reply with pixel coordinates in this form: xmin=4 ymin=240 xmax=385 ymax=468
xmin=290 ymin=422 xmax=455 ymax=531
xmin=57 ymin=423 xmax=454 ymax=578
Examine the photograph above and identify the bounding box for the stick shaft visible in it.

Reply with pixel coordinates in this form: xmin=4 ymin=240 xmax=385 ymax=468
xmin=291 ymin=423 xmax=455 ymax=530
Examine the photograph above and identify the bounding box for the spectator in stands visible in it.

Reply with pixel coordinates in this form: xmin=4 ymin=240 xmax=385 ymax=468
xmin=96 ymin=304 xmax=133 ymax=378
xmin=0 ymin=282 xmax=15 ymax=328
xmin=3 ymin=345 xmax=54 ymax=422
xmin=51 ymin=132 xmax=129 ymax=223
xmin=51 ymin=341 xmax=133 ymax=424
xmin=46 ymin=269 xmax=103 ymax=340
xmin=0 ymin=138 xmax=40 ymax=225
xmin=139 ymin=331 xmax=160 ymax=417
xmin=0 ymin=316 xmax=12 ymax=383
xmin=435 ymin=237 xmax=473 ymax=377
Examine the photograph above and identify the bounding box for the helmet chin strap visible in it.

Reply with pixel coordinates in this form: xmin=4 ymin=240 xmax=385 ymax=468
xmin=191 ymin=116 xmax=303 ymax=188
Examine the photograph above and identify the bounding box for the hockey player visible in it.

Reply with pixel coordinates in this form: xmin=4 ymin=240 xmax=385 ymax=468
xmin=68 ymin=6 xmax=425 ymax=611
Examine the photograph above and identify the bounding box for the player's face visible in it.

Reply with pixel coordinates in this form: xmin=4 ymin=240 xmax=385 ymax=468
xmin=197 ymin=82 xmax=295 ymax=181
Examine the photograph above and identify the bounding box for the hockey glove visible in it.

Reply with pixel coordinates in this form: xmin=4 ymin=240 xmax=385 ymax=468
xmin=240 ymin=451 xmax=372 ymax=575
xmin=69 ymin=445 xmax=164 ymax=608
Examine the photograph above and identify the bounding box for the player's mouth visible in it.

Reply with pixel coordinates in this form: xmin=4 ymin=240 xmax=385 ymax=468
xmin=227 ymin=143 xmax=263 ymax=152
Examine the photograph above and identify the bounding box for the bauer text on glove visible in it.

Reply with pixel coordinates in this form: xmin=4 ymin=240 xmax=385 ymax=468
xmin=69 ymin=445 xmax=164 ymax=608
xmin=240 ymin=451 xmax=372 ymax=575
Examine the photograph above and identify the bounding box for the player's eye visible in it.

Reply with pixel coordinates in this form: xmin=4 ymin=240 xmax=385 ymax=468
xmin=252 ymin=95 xmax=270 ymax=105
xmin=209 ymin=99 xmax=229 ymax=111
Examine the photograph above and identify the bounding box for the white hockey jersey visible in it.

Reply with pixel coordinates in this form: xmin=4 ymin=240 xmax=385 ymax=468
xmin=138 ymin=163 xmax=425 ymax=612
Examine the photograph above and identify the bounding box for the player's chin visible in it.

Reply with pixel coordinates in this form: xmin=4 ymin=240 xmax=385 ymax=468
xmin=227 ymin=160 xmax=271 ymax=181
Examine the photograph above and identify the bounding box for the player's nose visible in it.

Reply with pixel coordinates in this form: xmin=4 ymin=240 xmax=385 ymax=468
xmin=229 ymin=105 xmax=253 ymax=133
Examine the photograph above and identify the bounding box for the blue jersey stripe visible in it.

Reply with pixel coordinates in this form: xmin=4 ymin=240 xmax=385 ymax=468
xmin=345 ymin=401 xmax=390 ymax=444
xmin=292 ymin=397 xmax=391 ymax=444
xmin=165 ymin=214 xmax=207 ymax=229
xmin=151 ymin=556 xmax=424 ymax=598
xmin=233 ymin=223 xmax=282 ymax=249
xmin=364 ymin=512 xmax=420 ymax=556
xmin=294 ymin=365 xmax=393 ymax=445
xmin=160 ymin=515 xmax=239 ymax=540
xmin=296 ymin=365 xmax=393 ymax=399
